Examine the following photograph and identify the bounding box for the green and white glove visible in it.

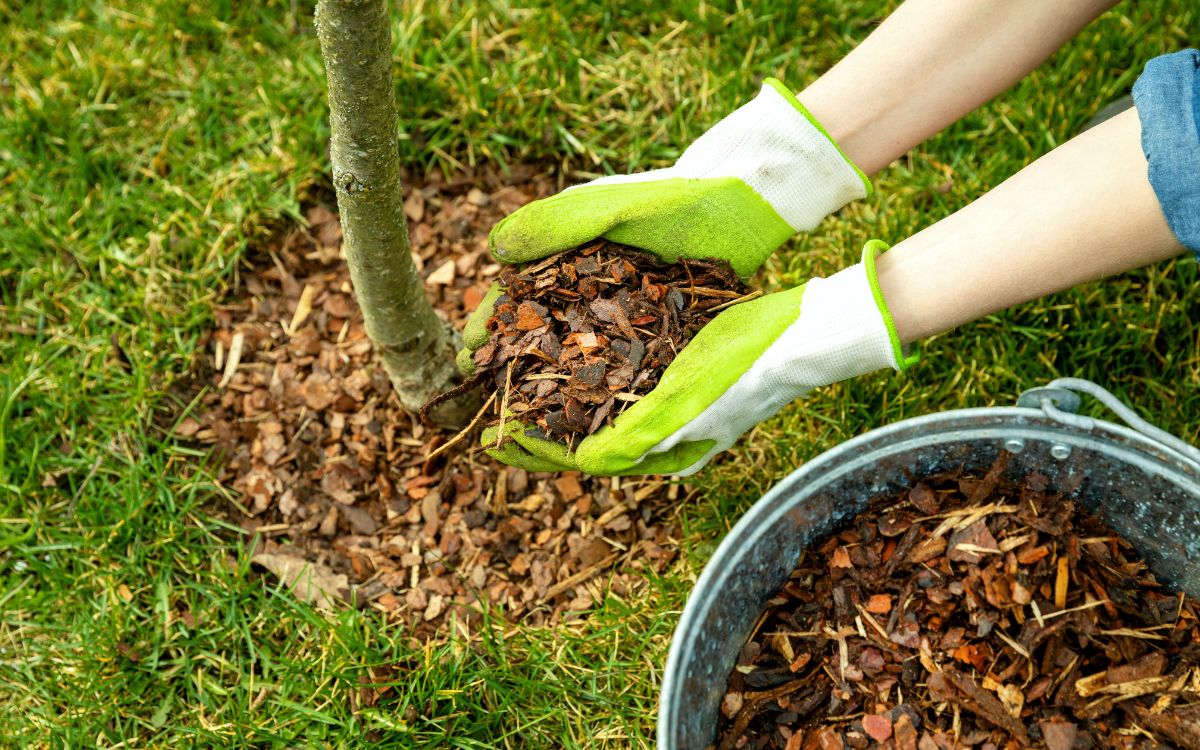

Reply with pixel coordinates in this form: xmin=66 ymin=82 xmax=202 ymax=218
xmin=458 ymin=77 xmax=870 ymax=377
xmin=574 ymin=242 xmax=917 ymax=476
xmin=472 ymin=242 xmax=917 ymax=476
xmin=488 ymin=77 xmax=871 ymax=278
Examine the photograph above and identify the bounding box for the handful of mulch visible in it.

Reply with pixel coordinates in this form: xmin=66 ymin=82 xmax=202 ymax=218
xmin=426 ymin=241 xmax=750 ymax=447
xmin=716 ymin=457 xmax=1200 ymax=750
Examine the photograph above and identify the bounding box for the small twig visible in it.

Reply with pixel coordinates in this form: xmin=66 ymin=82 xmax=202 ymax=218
xmin=681 ymin=257 xmax=697 ymax=307
xmin=706 ymin=289 xmax=763 ymax=314
xmin=719 ymin=672 xmax=816 ymax=750
xmin=1037 ymin=598 xmax=1105 ymax=621
xmin=424 ymin=391 xmax=497 ymax=462
xmin=494 ymin=360 xmax=514 ymax=448
xmin=520 ymin=252 xmax=567 ymax=277
xmin=994 ymin=628 xmax=1030 ymax=659
xmin=1098 ymin=627 xmax=1168 ymax=641
xmin=541 ymin=552 xmax=619 ymax=600
xmin=684 ymin=286 xmax=748 ymax=299
xmin=287 ymin=284 xmax=316 ymax=335
xmin=418 ymin=371 xmax=485 ymax=426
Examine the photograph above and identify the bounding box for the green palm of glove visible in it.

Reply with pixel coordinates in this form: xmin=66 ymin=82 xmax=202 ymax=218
xmin=574 ymin=285 xmax=808 ymax=475
xmin=490 ymin=176 xmax=792 ymax=279
xmin=479 ymin=418 xmax=577 ymax=473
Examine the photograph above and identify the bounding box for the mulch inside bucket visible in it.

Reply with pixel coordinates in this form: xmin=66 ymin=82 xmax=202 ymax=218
xmin=715 ymin=455 xmax=1200 ymax=750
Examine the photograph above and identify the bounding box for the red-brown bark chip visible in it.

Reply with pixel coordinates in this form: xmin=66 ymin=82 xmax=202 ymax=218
xmin=861 ymin=714 xmax=892 ymax=743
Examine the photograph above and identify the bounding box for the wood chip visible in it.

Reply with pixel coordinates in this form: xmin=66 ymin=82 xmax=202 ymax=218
xmin=427 ymin=258 xmax=456 ymax=286
xmin=251 ymin=552 xmax=348 ymax=611
xmin=217 ymin=331 xmax=244 ymax=388
xmin=287 ymin=284 xmax=316 ymax=335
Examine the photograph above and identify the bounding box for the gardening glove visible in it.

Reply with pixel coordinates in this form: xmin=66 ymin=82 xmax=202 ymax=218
xmin=491 ymin=77 xmax=870 ymax=279
xmin=575 ymin=241 xmax=917 ymax=475
xmin=479 ymin=241 xmax=917 ymax=476
xmin=456 ymin=77 xmax=870 ymax=377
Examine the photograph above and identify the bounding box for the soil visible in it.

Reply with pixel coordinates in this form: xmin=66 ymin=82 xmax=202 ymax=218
xmin=715 ymin=457 xmax=1200 ymax=750
xmin=440 ymin=242 xmax=747 ymax=446
xmin=184 ymin=166 xmax=683 ymax=639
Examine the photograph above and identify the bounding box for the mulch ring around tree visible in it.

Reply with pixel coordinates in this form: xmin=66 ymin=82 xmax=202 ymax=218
xmin=716 ymin=456 xmax=1200 ymax=750
xmin=180 ymin=165 xmax=685 ymax=640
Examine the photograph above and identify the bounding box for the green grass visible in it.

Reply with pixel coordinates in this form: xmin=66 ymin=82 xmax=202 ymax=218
xmin=2 ymin=0 xmax=1198 ymax=746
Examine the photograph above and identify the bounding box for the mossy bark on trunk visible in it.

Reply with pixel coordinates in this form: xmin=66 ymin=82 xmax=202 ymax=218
xmin=315 ymin=0 xmax=473 ymax=425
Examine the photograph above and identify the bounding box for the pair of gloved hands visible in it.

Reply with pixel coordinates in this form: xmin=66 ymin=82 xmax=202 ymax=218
xmin=459 ymin=78 xmax=916 ymax=477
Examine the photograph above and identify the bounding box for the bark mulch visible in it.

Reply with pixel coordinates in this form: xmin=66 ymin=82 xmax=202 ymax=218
xmin=716 ymin=457 xmax=1200 ymax=750
xmin=441 ymin=242 xmax=748 ymax=445
xmin=183 ymin=166 xmax=683 ymax=639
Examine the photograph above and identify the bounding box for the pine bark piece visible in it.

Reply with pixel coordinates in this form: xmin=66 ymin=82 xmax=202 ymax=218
xmin=1037 ymin=718 xmax=1078 ymax=750
xmin=315 ymin=0 xmax=472 ymax=426
xmin=251 ymin=552 xmax=349 ymax=611
xmin=927 ymin=668 xmax=1029 ymax=743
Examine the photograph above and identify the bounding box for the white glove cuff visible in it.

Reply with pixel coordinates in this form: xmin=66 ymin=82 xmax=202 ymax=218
xmin=672 ymin=79 xmax=870 ymax=230
xmin=764 ymin=261 xmax=901 ymax=391
xmin=649 ymin=246 xmax=908 ymax=476
xmin=579 ymin=79 xmax=870 ymax=231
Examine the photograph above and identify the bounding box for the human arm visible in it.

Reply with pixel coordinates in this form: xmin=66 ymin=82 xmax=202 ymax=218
xmin=876 ymin=108 xmax=1184 ymax=344
xmin=485 ymin=0 xmax=1123 ymax=270
xmin=799 ymin=0 xmax=1121 ymax=175
xmin=486 ymin=0 xmax=1127 ymax=276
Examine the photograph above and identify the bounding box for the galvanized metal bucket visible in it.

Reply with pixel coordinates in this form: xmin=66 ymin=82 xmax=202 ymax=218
xmin=657 ymin=378 xmax=1200 ymax=750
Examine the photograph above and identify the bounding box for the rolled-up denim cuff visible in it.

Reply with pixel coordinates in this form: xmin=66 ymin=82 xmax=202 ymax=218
xmin=1132 ymin=49 xmax=1200 ymax=256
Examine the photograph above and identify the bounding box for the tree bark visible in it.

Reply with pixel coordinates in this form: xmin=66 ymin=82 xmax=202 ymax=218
xmin=314 ymin=0 xmax=473 ymax=425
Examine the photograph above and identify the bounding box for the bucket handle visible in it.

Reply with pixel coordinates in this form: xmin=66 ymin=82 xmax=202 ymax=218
xmin=1017 ymin=378 xmax=1200 ymax=467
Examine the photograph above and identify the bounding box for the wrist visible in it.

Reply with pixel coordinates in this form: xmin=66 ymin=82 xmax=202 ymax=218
xmin=766 ymin=247 xmax=914 ymax=399
xmin=762 ymin=78 xmax=872 ymax=198
xmin=861 ymin=240 xmax=920 ymax=366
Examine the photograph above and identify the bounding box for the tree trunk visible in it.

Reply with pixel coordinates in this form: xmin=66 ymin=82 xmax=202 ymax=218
xmin=314 ymin=0 xmax=473 ymax=425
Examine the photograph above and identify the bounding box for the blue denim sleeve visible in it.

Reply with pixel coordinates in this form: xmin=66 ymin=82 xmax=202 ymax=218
xmin=1132 ymin=50 xmax=1200 ymax=256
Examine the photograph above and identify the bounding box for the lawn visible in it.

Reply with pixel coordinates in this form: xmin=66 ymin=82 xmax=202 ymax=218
xmin=2 ymin=0 xmax=1198 ymax=747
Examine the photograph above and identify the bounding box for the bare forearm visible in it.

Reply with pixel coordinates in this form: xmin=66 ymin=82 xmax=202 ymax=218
xmin=875 ymin=109 xmax=1183 ymax=344
xmin=799 ymin=0 xmax=1119 ymax=174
